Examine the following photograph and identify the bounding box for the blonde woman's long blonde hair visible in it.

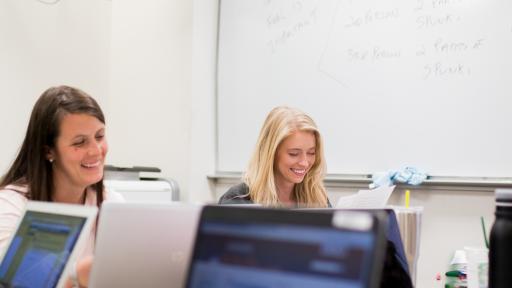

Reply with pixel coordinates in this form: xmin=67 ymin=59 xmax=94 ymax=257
xmin=243 ymin=106 xmax=328 ymax=207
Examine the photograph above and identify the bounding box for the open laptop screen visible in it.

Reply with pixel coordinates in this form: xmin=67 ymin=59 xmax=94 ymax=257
xmin=0 ymin=209 xmax=87 ymax=288
xmin=186 ymin=206 xmax=386 ymax=288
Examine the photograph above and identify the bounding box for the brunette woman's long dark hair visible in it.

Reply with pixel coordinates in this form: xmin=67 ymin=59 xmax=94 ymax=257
xmin=0 ymin=85 xmax=105 ymax=207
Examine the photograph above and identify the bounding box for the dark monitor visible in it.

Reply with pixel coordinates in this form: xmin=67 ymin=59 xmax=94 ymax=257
xmin=185 ymin=206 xmax=387 ymax=288
xmin=296 ymin=208 xmax=413 ymax=287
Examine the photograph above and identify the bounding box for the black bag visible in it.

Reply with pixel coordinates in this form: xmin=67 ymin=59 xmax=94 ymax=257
xmin=379 ymin=238 xmax=414 ymax=288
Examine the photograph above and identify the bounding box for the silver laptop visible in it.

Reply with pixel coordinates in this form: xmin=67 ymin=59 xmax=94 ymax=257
xmin=0 ymin=201 xmax=98 ymax=288
xmin=89 ymin=202 xmax=202 ymax=288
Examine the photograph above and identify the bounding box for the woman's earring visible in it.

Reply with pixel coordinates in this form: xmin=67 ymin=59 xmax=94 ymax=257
xmin=48 ymin=158 xmax=54 ymax=163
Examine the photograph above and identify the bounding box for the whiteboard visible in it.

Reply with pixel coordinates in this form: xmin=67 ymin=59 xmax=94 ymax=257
xmin=217 ymin=0 xmax=512 ymax=177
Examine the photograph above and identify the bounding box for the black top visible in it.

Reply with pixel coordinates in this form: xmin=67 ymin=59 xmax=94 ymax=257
xmin=218 ymin=183 xmax=252 ymax=204
xmin=218 ymin=182 xmax=332 ymax=207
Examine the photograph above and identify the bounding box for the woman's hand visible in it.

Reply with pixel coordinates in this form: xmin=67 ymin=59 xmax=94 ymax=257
xmin=64 ymin=255 xmax=94 ymax=288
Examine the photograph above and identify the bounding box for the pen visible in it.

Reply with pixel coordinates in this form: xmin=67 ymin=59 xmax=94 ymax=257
xmin=405 ymin=189 xmax=410 ymax=208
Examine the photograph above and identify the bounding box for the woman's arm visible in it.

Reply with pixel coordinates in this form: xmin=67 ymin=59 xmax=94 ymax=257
xmin=0 ymin=190 xmax=27 ymax=256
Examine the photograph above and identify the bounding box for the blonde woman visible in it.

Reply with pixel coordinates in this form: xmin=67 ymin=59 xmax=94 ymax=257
xmin=219 ymin=106 xmax=331 ymax=207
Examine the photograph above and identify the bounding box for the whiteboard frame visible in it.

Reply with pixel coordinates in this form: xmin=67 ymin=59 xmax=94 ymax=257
xmin=208 ymin=172 xmax=512 ymax=190
xmin=213 ymin=0 xmax=512 ymax=185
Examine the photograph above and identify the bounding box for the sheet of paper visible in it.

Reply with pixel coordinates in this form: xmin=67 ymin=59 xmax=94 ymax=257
xmin=336 ymin=185 xmax=395 ymax=209
xmin=334 ymin=193 xmax=358 ymax=209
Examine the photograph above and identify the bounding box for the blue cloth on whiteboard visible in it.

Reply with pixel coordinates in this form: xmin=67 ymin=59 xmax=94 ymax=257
xmin=370 ymin=167 xmax=428 ymax=189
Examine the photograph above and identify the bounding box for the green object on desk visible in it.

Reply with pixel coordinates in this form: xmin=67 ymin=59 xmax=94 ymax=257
xmin=445 ymin=285 xmax=467 ymax=288
xmin=481 ymin=216 xmax=489 ymax=249
xmin=445 ymin=270 xmax=465 ymax=277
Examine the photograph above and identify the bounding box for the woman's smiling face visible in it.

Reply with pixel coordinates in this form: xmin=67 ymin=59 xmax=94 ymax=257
xmin=274 ymin=130 xmax=316 ymax=187
xmin=48 ymin=113 xmax=108 ymax=190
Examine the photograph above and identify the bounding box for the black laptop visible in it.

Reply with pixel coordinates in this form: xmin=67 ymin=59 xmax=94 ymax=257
xmin=185 ymin=206 xmax=387 ymax=288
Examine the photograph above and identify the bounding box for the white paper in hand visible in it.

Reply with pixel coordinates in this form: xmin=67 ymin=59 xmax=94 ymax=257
xmin=336 ymin=185 xmax=395 ymax=209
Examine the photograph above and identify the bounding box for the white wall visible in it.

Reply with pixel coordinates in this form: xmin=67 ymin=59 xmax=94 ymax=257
xmin=106 ymin=0 xmax=218 ymax=203
xmin=107 ymin=0 xmax=198 ymax=200
xmin=187 ymin=0 xmax=218 ymax=202
xmin=0 ymin=0 xmax=111 ymax=173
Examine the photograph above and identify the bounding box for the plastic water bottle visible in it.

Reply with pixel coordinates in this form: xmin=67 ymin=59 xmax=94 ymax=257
xmin=489 ymin=189 xmax=512 ymax=288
